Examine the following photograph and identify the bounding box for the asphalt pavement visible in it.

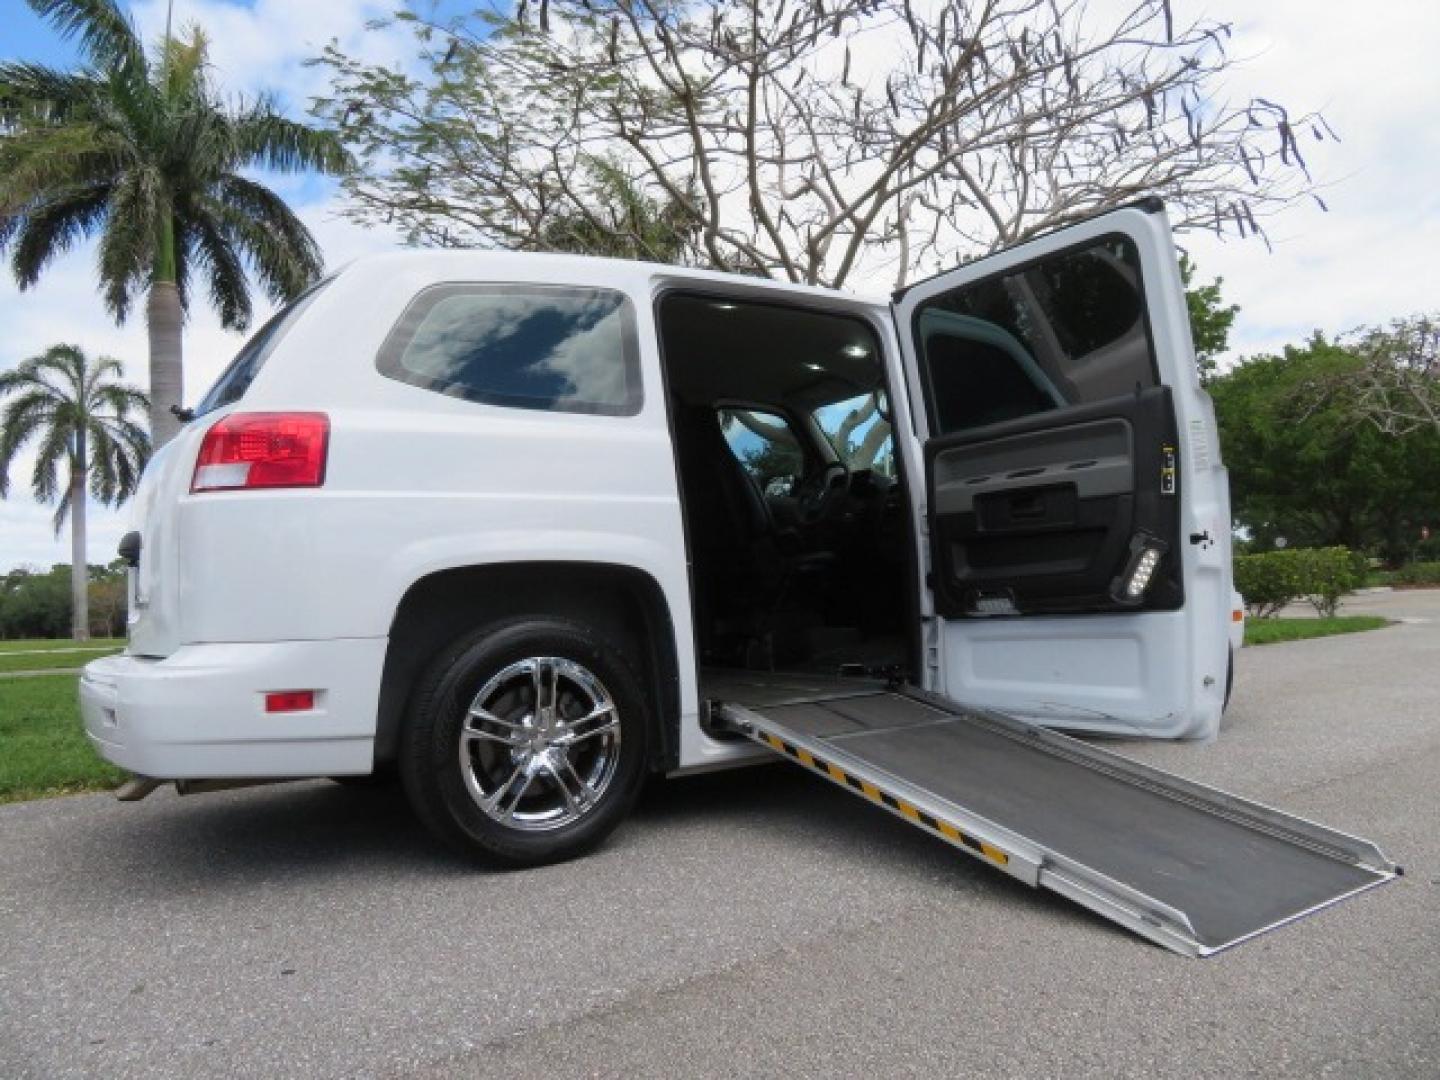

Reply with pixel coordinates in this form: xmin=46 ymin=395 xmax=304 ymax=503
xmin=2 ymin=591 xmax=1437 ymax=1078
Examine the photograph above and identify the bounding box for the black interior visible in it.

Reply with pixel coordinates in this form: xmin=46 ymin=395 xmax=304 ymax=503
xmin=926 ymin=388 xmax=1183 ymax=616
xmin=659 ymin=294 xmax=912 ymax=677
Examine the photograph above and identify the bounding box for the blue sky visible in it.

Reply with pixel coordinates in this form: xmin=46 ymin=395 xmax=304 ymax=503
xmin=2 ymin=0 xmax=83 ymax=65
xmin=2 ymin=1 xmax=1439 ymax=572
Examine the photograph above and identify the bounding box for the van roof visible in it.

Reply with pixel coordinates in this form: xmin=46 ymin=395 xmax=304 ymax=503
xmin=338 ymin=248 xmax=889 ymax=308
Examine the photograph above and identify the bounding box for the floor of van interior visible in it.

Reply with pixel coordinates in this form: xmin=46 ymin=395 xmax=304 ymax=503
xmin=700 ymin=668 xmax=889 ymax=709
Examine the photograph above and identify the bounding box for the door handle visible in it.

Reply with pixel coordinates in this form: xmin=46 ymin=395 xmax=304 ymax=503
xmin=1009 ymin=494 xmax=1046 ymax=519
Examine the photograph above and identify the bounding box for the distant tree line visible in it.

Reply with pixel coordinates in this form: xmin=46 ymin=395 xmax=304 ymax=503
xmin=0 ymin=562 xmax=128 ymax=640
xmin=1208 ymin=317 xmax=1440 ymax=567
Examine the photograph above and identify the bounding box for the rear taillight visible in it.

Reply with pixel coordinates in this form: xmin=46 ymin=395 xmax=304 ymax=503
xmin=191 ymin=412 xmax=329 ymax=493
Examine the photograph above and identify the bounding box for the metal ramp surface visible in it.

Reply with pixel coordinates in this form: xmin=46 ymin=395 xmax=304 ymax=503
xmin=710 ymin=685 xmax=1398 ymax=957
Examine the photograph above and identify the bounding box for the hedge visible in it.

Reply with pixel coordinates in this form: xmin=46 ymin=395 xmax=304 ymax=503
xmin=1387 ymin=561 xmax=1440 ymax=588
xmin=1233 ymin=547 xmax=1368 ymax=618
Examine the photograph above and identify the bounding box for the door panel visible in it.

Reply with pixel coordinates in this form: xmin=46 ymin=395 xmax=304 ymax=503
xmin=927 ymin=387 xmax=1181 ymax=617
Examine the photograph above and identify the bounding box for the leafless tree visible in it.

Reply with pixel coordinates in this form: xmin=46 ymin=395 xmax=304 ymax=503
xmin=1347 ymin=315 xmax=1440 ymax=436
xmin=314 ymin=0 xmax=1330 ymax=289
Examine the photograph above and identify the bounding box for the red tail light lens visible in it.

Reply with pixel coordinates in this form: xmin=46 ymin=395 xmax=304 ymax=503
xmin=192 ymin=412 xmax=329 ymax=492
xmin=265 ymin=690 xmax=316 ymax=713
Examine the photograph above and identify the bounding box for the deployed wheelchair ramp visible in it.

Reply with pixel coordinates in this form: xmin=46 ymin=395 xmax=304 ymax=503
xmin=708 ymin=680 xmax=1397 ymax=957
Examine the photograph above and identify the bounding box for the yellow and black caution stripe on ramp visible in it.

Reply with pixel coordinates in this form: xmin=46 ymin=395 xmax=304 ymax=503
xmin=762 ymin=733 xmax=1009 ymax=867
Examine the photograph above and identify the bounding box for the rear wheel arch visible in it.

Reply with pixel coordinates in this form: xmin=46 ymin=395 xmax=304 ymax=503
xmin=374 ymin=561 xmax=680 ymax=773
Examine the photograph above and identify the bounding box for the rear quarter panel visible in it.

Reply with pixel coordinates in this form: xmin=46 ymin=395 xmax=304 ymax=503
xmin=170 ymin=254 xmax=699 ymax=729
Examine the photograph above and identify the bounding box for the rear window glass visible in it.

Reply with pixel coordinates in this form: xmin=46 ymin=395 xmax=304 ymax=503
xmin=194 ymin=277 xmax=333 ymax=418
xmin=377 ymin=285 xmax=641 ymax=416
xmin=915 ymin=235 xmax=1155 ymax=436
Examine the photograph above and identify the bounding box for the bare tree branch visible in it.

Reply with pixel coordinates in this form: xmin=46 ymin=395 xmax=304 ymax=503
xmin=312 ymin=0 xmax=1331 ymax=287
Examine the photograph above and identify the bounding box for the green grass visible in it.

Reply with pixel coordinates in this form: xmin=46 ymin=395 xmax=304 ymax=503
xmin=0 ymin=672 xmax=126 ymax=803
xmin=1244 ymin=615 xmax=1390 ymax=646
xmin=0 ymin=637 xmax=123 ymax=653
xmin=0 ymin=647 xmax=122 ymax=674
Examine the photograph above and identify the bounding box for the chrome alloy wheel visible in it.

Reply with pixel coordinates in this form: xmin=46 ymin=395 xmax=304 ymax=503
xmin=457 ymin=656 xmax=622 ymax=831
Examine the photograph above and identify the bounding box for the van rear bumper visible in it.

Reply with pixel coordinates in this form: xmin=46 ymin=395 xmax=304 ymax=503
xmin=80 ymin=638 xmax=386 ymax=779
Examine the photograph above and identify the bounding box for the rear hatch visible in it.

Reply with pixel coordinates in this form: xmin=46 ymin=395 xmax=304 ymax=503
xmin=125 ymin=278 xmax=336 ymax=658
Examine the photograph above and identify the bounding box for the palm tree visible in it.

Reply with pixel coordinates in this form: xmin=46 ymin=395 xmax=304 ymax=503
xmin=0 ymin=344 xmax=149 ymax=640
xmin=0 ymin=0 xmax=349 ymax=448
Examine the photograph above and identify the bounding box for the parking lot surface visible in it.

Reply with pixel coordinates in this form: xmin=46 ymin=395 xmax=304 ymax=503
xmin=2 ymin=591 xmax=1437 ymax=1078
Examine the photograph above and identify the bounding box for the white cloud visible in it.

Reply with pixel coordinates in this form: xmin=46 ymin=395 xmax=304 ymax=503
xmin=1175 ymin=0 xmax=1440 ymax=359
xmin=128 ymin=0 xmax=410 ymax=110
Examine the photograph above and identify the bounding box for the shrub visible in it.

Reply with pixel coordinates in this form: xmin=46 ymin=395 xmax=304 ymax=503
xmin=1233 ymin=547 xmax=1367 ymax=618
xmin=1389 ymin=561 xmax=1440 ymax=588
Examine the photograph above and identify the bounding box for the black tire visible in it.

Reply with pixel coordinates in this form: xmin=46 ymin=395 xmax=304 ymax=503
xmin=328 ymin=767 xmax=396 ymax=789
xmin=1223 ymin=645 xmax=1235 ymax=712
xmin=399 ymin=616 xmax=649 ymax=867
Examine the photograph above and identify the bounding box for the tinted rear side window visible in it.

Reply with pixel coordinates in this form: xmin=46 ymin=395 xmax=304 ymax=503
xmin=377 ymin=284 xmax=641 ymax=416
xmin=194 ymin=277 xmax=333 ymax=418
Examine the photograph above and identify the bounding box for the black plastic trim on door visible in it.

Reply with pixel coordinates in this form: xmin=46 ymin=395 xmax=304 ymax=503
xmin=925 ymin=387 xmax=1182 ymax=618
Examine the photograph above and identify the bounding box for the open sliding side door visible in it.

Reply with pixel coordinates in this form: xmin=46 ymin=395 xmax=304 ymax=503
xmin=893 ymin=201 xmax=1232 ymax=740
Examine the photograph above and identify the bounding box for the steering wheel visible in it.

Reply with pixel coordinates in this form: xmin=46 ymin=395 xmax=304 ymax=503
xmin=795 ymin=461 xmax=849 ymax=525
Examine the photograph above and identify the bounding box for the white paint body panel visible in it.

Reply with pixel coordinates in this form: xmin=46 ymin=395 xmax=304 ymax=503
xmin=87 ymin=220 xmax=1232 ymax=781
xmin=80 ymin=640 xmax=384 ymax=777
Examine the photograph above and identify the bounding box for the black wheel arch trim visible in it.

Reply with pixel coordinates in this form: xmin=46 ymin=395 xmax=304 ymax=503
xmin=374 ymin=561 xmax=682 ymax=774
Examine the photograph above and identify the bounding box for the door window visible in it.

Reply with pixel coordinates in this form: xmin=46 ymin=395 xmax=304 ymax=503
xmin=718 ymin=408 xmax=804 ymax=496
xmin=915 ymin=235 xmax=1156 ymax=435
xmin=813 ymin=391 xmax=895 ymax=477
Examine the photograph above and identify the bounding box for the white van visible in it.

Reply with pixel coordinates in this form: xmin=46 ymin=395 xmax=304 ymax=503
xmin=81 ymin=202 xmax=1393 ymax=956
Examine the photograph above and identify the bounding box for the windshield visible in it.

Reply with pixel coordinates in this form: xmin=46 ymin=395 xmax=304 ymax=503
xmin=812 ymin=391 xmax=894 ymax=477
xmin=193 ymin=276 xmax=334 ymax=418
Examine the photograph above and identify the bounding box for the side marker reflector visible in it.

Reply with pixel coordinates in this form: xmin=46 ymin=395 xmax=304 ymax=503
xmin=265 ymin=690 xmax=316 ymax=713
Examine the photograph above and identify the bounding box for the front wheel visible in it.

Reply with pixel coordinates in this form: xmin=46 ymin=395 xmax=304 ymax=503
xmin=399 ymin=617 xmax=649 ymax=866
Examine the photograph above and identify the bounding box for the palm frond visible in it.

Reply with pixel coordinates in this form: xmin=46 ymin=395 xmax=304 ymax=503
xmin=27 ymin=0 xmax=146 ymax=77
xmin=29 ymin=411 xmax=72 ymax=511
xmin=160 ymin=25 xmax=211 ymax=103
xmin=0 ymin=388 xmax=58 ymax=497
xmin=7 ymin=184 xmax=110 ymax=285
xmin=31 ymin=343 xmax=89 ymax=397
xmin=232 ymin=100 xmax=351 ymax=176
xmin=0 ymin=122 xmax=129 ymax=216
xmin=96 ymin=166 xmax=163 ymax=320
xmin=92 ymin=380 xmax=148 ymax=418
xmin=207 ymin=176 xmax=324 ymax=300
xmin=0 ymin=62 xmax=104 ymax=121
xmin=88 ymin=420 xmax=119 ymax=503
xmin=49 ymin=478 xmax=73 ymax=536
xmin=87 ymin=351 xmax=123 ymax=384
xmin=181 ymin=199 xmax=253 ymax=329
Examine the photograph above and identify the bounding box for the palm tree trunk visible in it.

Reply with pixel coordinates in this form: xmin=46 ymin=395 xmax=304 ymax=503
xmin=70 ymin=430 xmax=90 ymax=642
xmin=147 ymin=280 xmax=185 ymax=448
